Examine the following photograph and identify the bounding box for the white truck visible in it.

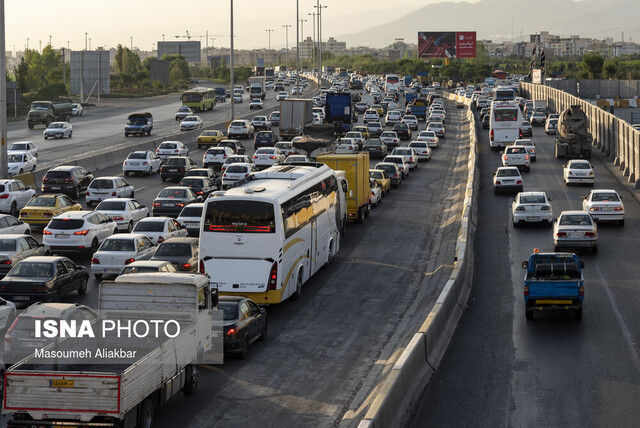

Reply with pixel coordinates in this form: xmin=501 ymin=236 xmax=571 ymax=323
xmin=2 ymin=273 xmax=216 ymax=428
xmin=279 ymin=99 xmax=314 ymax=141
xmin=248 ymin=76 xmax=266 ymax=100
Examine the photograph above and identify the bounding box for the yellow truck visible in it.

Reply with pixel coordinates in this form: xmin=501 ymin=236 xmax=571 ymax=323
xmin=317 ymin=152 xmax=371 ymax=223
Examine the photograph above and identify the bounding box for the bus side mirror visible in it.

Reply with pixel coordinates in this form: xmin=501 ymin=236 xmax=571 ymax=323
xmin=349 ymin=190 xmax=353 ymax=198
xmin=522 ymin=261 xmax=528 ymax=269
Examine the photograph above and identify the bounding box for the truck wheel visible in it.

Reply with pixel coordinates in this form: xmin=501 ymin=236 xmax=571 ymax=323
xmin=125 ymin=133 xmax=129 ymax=137
xmin=77 ymin=276 xmax=88 ymax=295
xmin=183 ymin=365 xmax=199 ymax=395
xmin=364 ymin=204 xmax=371 ymax=217
xmin=357 ymin=207 xmax=364 ymax=224
xmin=138 ymin=398 xmax=154 ymax=428
xmin=525 ymin=309 xmax=533 ymax=320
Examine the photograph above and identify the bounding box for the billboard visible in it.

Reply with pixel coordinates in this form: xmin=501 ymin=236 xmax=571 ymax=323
xmin=532 ymin=69 xmax=543 ymax=84
xmin=418 ymin=31 xmax=476 ymax=59
xmin=70 ymin=50 xmax=111 ymax=96
xmin=157 ymin=41 xmax=201 ymax=63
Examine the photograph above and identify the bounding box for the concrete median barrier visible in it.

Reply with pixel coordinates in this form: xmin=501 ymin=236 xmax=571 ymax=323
xmin=359 ymin=94 xmax=478 ymax=428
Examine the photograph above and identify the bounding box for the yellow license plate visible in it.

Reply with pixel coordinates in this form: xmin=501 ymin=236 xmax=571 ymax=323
xmin=536 ymin=299 xmax=573 ymax=304
xmin=49 ymin=379 xmax=74 ymax=388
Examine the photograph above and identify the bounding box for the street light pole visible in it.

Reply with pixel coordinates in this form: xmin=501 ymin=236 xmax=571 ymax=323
xmin=85 ymin=32 xmax=87 ymax=50
xmin=299 ymin=18 xmax=306 ymax=69
xmin=296 ymin=0 xmax=299 ymax=91
xmin=230 ymin=0 xmax=235 ymax=121
xmin=266 ymin=29 xmax=273 ymax=50
xmin=0 ymin=0 xmax=7 ymax=178
xmin=308 ymin=12 xmax=316 ymax=74
xmin=282 ymin=25 xmax=291 ymax=69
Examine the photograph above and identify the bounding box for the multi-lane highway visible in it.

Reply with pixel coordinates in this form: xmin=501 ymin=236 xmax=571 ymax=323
xmin=409 ymin=111 xmax=640 ymax=427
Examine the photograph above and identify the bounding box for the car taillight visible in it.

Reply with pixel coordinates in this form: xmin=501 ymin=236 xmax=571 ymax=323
xmin=542 ymin=206 xmax=551 ymax=211
xmin=74 ymin=230 xmax=90 ymax=236
xmin=503 ymin=155 xmax=508 ymax=161
xmin=43 ymin=177 xmax=49 ymax=183
xmin=160 ymin=167 xmax=166 ymax=172
xmin=64 ymin=177 xmax=74 ymax=182
xmin=245 ymin=173 xmax=250 ymax=177
xmin=226 ymin=328 xmax=236 ymax=337
xmin=125 ymin=258 xmax=135 ymax=264
xmin=524 ymin=285 xmax=529 ymax=296
xmin=393 ymin=173 xmax=398 ymax=177
xmin=490 ymin=129 xmax=494 ymax=141
xmin=269 ymin=156 xmax=276 ymax=159
xmin=525 ymin=154 xmax=530 ymax=160
xmin=153 ymin=202 xmax=161 ymax=207
xmin=589 ymin=171 xmax=594 ymax=176
xmin=175 ymin=202 xmax=185 ymax=207
xmin=142 ymin=161 xmax=148 ymax=166
xmin=0 ymin=194 xmax=9 ymax=199
xmin=614 ymin=207 xmax=623 ymax=211
xmin=174 ymin=150 xmax=179 ymax=153
xmin=579 ymin=286 xmax=584 ymax=296
xmin=590 ymin=207 xmax=599 ymax=212
xmin=223 ymin=155 xmax=227 ymax=159
xmin=112 ymin=191 xmax=117 ymax=196
xmin=516 ymin=180 xmax=522 ymax=184
xmin=556 ymin=232 xmax=567 ymax=237
xmin=199 ymin=259 xmax=205 ymax=273
xmin=519 ymin=129 xmax=523 ymax=138
xmin=91 ymin=258 xmax=100 ymax=264
xmin=253 ymin=155 xmax=257 ymax=159
xmin=182 ymin=263 xmax=191 ymax=270
xmin=584 ymin=232 xmax=596 ymax=237
xmin=495 ymin=180 xmax=501 ymax=184
xmin=178 ymin=167 xmax=185 ymax=172
xmin=0 ymin=259 xmax=11 ymax=265
xmin=268 ymin=261 xmax=278 ymax=290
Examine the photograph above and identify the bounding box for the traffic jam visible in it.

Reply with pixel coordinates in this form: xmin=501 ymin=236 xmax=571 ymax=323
xmin=0 ymin=71 xmax=455 ymax=426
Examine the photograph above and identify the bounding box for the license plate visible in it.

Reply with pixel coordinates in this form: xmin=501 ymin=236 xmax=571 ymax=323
xmin=49 ymin=379 xmax=75 ymax=388
xmin=601 ymin=207 xmax=612 ymax=212
xmin=535 ymin=299 xmax=573 ymax=305
xmin=56 ymin=234 xmax=69 ymax=239
xmin=13 ymin=296 xmax=29 ymax=301
xmin=168 ymin=168 xmax=177 ymax=172
xmin=526 ymin=216 xmax=538 ymax=221
xmin=569 ymin=232 xmax=583 ymax=238
xmin=51 ymin=186 xmax=61 ymax=190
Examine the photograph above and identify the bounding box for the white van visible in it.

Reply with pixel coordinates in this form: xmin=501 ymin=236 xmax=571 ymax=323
xmin=489 ymin=101 xmax=523 ymax=150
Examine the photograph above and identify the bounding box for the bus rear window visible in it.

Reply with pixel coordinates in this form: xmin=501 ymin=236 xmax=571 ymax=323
xmin=203 ymin=200 xmax=275 ymax=233
xmin=494 ymin=109 xmax=518 ymax=121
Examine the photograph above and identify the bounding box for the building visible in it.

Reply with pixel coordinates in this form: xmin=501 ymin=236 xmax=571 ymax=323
xmin=613 ymin=43 xmax=640 ymax=57
xmin=298 ymin=36 xmax=347 ymax=59
xmin=157 ymin=41 xmax=201 ymax=64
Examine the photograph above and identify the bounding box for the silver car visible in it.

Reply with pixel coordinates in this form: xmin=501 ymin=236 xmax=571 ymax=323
xmin=553 ymin=211 xmax=598 ymax=253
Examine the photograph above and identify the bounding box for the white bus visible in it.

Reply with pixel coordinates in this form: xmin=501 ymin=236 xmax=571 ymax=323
xmin=385 ymin=74 xmax=401 ymax=94
xmin=199 ymin=164 xmax=343 ymax=304
xmin=489 ymin=101 xmax=523 ymax=150
xmin=493 ymin=86 xmax=516 ymax=102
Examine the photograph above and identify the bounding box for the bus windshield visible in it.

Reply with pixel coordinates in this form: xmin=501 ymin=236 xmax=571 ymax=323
xmin=494 ymin=109 xmax=519 ymax=121
xmin=182 ymin=93 xmax=203 ymax=103
xmin=203 ymin=200 xmax=275 ymax=233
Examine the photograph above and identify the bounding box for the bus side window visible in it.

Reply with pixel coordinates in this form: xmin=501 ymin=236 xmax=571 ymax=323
xmin=341 ymin=180 xmax=348 ymax=193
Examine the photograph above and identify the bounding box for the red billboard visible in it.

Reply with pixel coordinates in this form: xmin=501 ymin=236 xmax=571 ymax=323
xmin=418 ymin=31 xmax=476 ymax=59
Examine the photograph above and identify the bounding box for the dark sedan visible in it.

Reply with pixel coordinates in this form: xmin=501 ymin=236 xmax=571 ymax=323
xmin=392 ymin=122 xmax=412 ymax=141
xmin=152 ymin=187 xmax=202 ymax=217
xmin=151 ymin=237 xmax=199 ymax=272
xmin=160 ymin=156 xmax=197 ymax=182
xmin=0 ymin=256 xmax=88 ymax=306
xmin=178 ymin=176 xmax=218 ymax=198
xmin=220 ymin=296 xmax=267 ymax=359
xmin=362 ymin=138 xmax=388 ymax=159
xmin=254 ymin=131 xmax=279 ymax=149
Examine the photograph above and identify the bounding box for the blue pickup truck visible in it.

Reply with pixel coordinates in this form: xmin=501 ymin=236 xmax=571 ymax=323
xmin=522 ymin=251 xmax=584 ymax=320
xmin=325 ymin=92 xmax=353 ymax=136
xmin=125 ymin=112 xmax=153 ymax=137
xmin=410 ymin=98 xmax=429 ymax=121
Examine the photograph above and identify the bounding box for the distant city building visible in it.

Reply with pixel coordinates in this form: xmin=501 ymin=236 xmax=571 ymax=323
xmin=299 ymin=36 xmax=347 ymax=59
xmin=157 ymin=41 xmax=201 ymax=63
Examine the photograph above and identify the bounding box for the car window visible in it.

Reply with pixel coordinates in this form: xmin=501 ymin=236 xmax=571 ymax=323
xmin=17 ymin=238 xmax=29 ymax=252
xmin=62 ymin=196 xmax=75 ymax=206
xmin=559 ymin=215 xmax=592 ymax=226
xmin=26 ymin=236 xmax=39 ymax=249
xmin=591 ymin=192 xmax=619 ymax=202
xmin=62 ymin=259 xmax=76 ymax=271
xmin=56 ymin=261 xmax=68 ymax=275
xmin=239 ymin=302 xmax=250 ymax=320
xmin=58 ymin=196 xmax=68 ymax=207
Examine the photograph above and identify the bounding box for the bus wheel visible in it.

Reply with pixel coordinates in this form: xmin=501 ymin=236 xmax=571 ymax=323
xmin=292 ymin=269 xmax=303 ymax=299
xmin=138 ymin=398 xmax=154 ymax=428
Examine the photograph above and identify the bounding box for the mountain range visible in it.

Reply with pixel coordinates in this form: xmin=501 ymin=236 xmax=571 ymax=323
xmin=338 ymin=0 xmax=640 ymax=47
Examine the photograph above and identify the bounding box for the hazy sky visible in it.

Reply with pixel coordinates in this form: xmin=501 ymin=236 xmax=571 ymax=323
xmin=7 ymin=0 xmax=481 ymax=52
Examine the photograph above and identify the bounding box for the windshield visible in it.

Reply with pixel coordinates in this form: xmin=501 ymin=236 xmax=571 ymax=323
xmin=134 ymin=221 xmax=164 ymax=232
xmin=165 ymin=158 xmax=186 ymax=166
xmin=159 ymin=143 xmax=177 ymax=150
xmin=570 ymin=162 xmax=591 ymax=169
xmin=182 ymin=93 xmax=203 ymax=103
xmin=409 ymin=142 xmax=427 ymax=148
xmin=230 ymin=121 xmax=245 ymax=127
xmin=494 ymin=109 xmax=518 ymax=121
xmin=8 ymin=262 xmax=53 ymax=278
xmin=27 ymin=196 xmax=56 ymax=207
xmin=0 ymin=239 xmax=16 ymax=251
xmin=204 ymin=200 xmax=275 ymax=233
xmin=97 ymin=201 xmax=126 ymax=211
xmin=122 ymin=266 xmax=164 ymax=274
xmin=47 ymin=219 xmax=84 ymax=230
xmin=183 ymin=117 xmax=197 ymax=122
xmin=8 ymin=154 xmax=23 ymax=163
xmin=48 ymin=123 xmax=64 ymax=129
xmin=9 ymin=144 xmax=28 ymax=151
xmin=155 ymin=243 xmax=192 ymax=257
xmin=559 ymin=215 xmax=592 ymax=226
xmin=178 ymin=106 xmax=190 ymax=112
xmin=180 ymin=178 xmax=204 ymax=187
xmin=31 ymin=102 xmax=49 ymax=109
xmin=520 ymin=195 xmax=546 ymax=204
xmin=89 ymin=179 xmax=114 ymax=189
xmin=128 ymin=152 xmax=147 ymax=160
xmin=180 ymin=206 xmax=202 ymax=217
xmin=159 ymin=188 xmax=187 ymax=198
xmin=227 ymin=165 xmax=248 ymax=173
xmin=364 ymin=139 xmax=381 ymax=146
xmin=370 ymin=171 xmax=382 ymax=179
xmin=207 ymin=149 xmax=226 ymax=155
xmin=219 ymin=301 xmax=238 ymax=320
xmin=497 ymin=169 xmax=520 ymax=177
xmin=591 ymin=192 xmax=619 ymax=202
xmin=100 ymin=238 xmax=135 ymax=252
xmin=507 ymin=147 xmax=526 ymax=154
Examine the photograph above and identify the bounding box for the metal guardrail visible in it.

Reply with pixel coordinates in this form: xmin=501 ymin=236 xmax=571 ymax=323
xmin=520 ymin=82 xmax=640 ymax=188
xmin=358 ymin=94 xmax=478 ymax=428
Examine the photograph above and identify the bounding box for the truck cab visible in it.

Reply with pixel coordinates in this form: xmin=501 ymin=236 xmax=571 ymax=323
xmin=523 ymin=251 xmax=584 ymax=320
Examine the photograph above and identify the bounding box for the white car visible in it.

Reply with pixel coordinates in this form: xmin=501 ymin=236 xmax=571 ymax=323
xmin=227 ymin=120 xmax=254 ymax=139
xmin=276 ymin=91 xmax=288 ymax=101
xmin=0 ymin=214 xmax=30 ymax=235
xmin=383 ymin=155 xmax=410 ymax=178
xmin=221 ymin=155 xmax=251 ymax=173
xmin=564 ymin=160 xmax=594 ymax=186
xmin=7 ymin=152 xmax=36 ymax=175
xmin=512 ymin=191 xmax=553 ymax=227
xmin=176 ymin=203 xmax=204 ymax=236
xmin=312 ymin=112 xmax=322 ymax=124
xmin=493 ymin=166 xmax=523 ymax=194
xmin=379 ymin=131 xmax=400 ymax=148
xmin=131 ymin=217 xmax=187 ymax=244
xmin=43 ymin=122 xmax=72 ymax=139
xmin=222 ymin=163 xmax=255 ymax=188
xmin=274 ymin=142 xmax=295 ymax=156
xmin=96 ymin=198 xmax=150 ymax=232
xmin=407 ymin=141 xmax=432 ymax=161
xmin=0 ymin=179 xmax=36 ymax=216
xmin=391 ymin=147 xmax=418 ymax=170
xmin=0 ymin=296 xmax=16 ymax=335
xmin=582 ymin=189 xmax=625 ymax=225
xmin=43 ymin=210 xmax=118 ymax=255
xmin=156 ymin=141 xmax=189 ymax=160
xmin=253 ymin=147 xmax=285 ymax=168
xmin=344 ymin=132 xmax=365 ymax=147
xmin=180 ymin=115 xmax=203 ymax=131
xmin=8 ymin=141 xmax=38 ymax=158
xmin=249 ymin=99 xmax=264 ymax=110
xmin=123 ymin=150 xmax=162 ymax=176
xmin=336 ymin=139 xmax=360 ymax=154
xmin=502 ymin=145 xmax=531 ymax=172
xmin=71 ymin=103 xmax=83 ymax=117
xmin=417 ymin=130 xmax=439 ymax=149
xmin=203 ymin=146 xmax=235 ymax=169
xmin=512 ymin=139 xmax=536 ymax=162
xmin=402 ymin=115 xmax=419 ymax=130
xmin=370 ymin=180 xmax=383 ymax=207
xmin=284 ymin=155 xmax=310 ymax=163
xmin=553 ymin=211 xmax=598 ymax=253
xmin=233 ymin=93 xmax=243 ymax=103
xmin=426 ymin=121 xmax=445 ymax=138
xmin=91 ymin=234 xmax=156 ymax=280
xmin=385 ymin=110 xmax=403 ymax=126
xmin=86 ymin=177 xmax=135 ymax=206
xmin=363 ymin=109 xmax=380 ymax=124
xmin=251 ymin=116 xmax=271 ymax=130
xmin=312 ymin=107 xmax=325 ymax=122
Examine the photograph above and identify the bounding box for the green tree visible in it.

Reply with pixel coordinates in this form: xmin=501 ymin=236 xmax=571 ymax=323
xmin=582 ymin=52 xmax=604 ymax=79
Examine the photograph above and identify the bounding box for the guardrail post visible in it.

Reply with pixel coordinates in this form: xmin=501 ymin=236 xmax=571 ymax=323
xmin=614 ymin=118 xmax=622 ymax=166
xmin=622 ymin=122 xmax=630 ymax=176
xmin=634 ymin=130 xmax=640 ymax=188
xmin=608 ymin=114 xmax=616 ymax=161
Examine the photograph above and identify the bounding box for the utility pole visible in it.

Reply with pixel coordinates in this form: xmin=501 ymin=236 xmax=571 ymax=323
xmin=88 ymin=38 xmax=91 ymax=50
xmin=62 ymin=47 xmax=66 ymax=87
xmin=296 ymin=0 xmax=299 ymax=91
xmin=308 ymin=12 xmax=316 ymax=74
xmin=48 ymin=35 xmax=52 ymax=47
xmin=266 ymin=29 xmax=273 ymax=50
xmin=84 ymin=32 xmax=88 ymax=50
xmin=314 ymin=2 xmax=326 ymax=76
xmin=130 ymin=36 xmax=133 ymax=50
xmin=67 ymin=40 xmax=70 ymax=50
xmin=299 ymin=18 xmax=306 ymax=69
xmin=162 ymin=34 xmax=165 ymax=42
xmin=38 ymin=40 xmax=41 ymax=52
xmin=282 ymin=24 xmax=291 ymax=68
xmin=26 ymin=37 xmax=29 ymax=50
xmin=230 ymin=0 xmax=235 ymax=121
xmin=0 ymin=0 xmax=7 ymax=178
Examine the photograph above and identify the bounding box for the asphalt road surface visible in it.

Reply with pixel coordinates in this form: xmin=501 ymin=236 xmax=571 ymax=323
xmin=0 ymin=98 xmax=471 ymax=427
xmin=409 ymin=113 xmax=640 ymax=427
